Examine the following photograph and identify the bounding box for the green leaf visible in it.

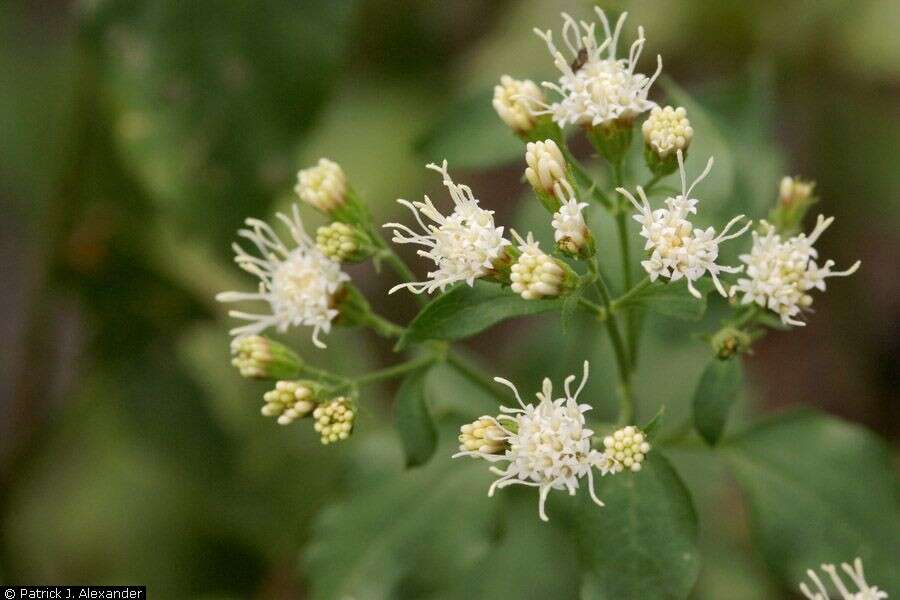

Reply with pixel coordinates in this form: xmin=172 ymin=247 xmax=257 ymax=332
xmin=577 ymin=453 xmax=699 ymax=600
xmin=305 ymin=440 xmax=496 ymax=600
xmin=415 ymin=87 xmax=523 ymax=168
xmin=615 ymin=279 xmax=714 ymax=321
xmin=692 ymin=358 xmax=743 ymax=445
xmin=725 ymin=409 xmax=900 ymax=592
xmin=397 ymin=282 xmax=561 ymax=349
xmin=642 ymin=404 xmax=666 ymax=439
xmin=395 ymin=367 xmax=437 ymax=467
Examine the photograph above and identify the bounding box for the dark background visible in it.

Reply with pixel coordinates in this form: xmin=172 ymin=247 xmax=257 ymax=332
xmin=1 ymin=1 xmax=897 ymax=598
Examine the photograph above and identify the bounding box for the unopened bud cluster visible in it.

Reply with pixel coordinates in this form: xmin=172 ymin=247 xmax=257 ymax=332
xmin=769 ymin=176 xmax=817 ymax=235
xmin=524 ymin=140 xmax=574 ymax=212
xmin=510 ymin=235 xmax=574 ymax=300
xmin=642 ymin=106 xmax=692 ymax=176
xmin=493 ymin=75 xmax=544 ymax=134
xmin=295 ymin=158 xmax=347 ymax=214
xmin=316 ymin=221 xmax=371 ymax=263
xmin=313 ymin=396 xmax=355 ymax=444
xmin=602 ymin=426 xmax=651 ymax=473
xmin=262 ymin=380 xmax=318 ymax=425
xmin=230 ymin=335 xmax=302 ymax=379
xmin=711 ymin=327 xmax=752 ymax=360
xmin=458 ymin=417 xmax=507 ymax=455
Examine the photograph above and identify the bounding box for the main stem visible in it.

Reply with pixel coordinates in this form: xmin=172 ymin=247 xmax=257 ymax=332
xmin=352 ymin=354 xmax=436 ymax=387
xmin=369 ymin=225 xmax=426 ymax=306
xmin=612 ymin=161 xmax=639 ymax=368
xmin=590 ymin=259 xmax=634 ymax=424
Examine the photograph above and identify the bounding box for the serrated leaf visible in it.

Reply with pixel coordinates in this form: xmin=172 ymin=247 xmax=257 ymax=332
xmin=414 ymin=87 xmax=523 ymax=169
xmin=615 ymin=279 xmax=714 ymax=321
xmin=577 ymin=453 xmax=699 ymax=600
xmin=397 ymin=281 xmax=561 ymax=349
xmin=395 ymin=367 xmax=437 ymax=467
xmin=692 ymin=358 xmax=743 ymax=445
xmin=724 ymin=409 xmax=900 ymax=593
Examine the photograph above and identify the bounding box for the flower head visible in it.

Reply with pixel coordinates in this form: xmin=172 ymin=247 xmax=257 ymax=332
xmin=780 ymin=176 xmax=816 ymax=206
xmin=454 ymin=361 xmax=611 ymax=521
xmin=262 ymin=380 xmax=318 ymax=425
xmin=642 ymin=105 xmax=693 ymax=158
xmin=524 ymin=139 xmax=567 ymax=195
xmin=313 ymin=396 xmax=355 ymax=444
xmin=551 ymin=185 xmax=593 ymax=257
xmin=532 ymin=8 xmax=661 ymax=128
xmin=731 ymin=216 xmax=860 ymax=326
xmin=601 ymin=426 xmax=650 ymax=473
xmin=458 ymin=416 xmax=507 ymax=455
xmin=799 ymin=558 xmax=887 ymax=600
xmin=493 ymin=75 xmax=545 ymax=133
xmin=294 ymin=158 xmax=347 ymax=213
xmin=510 ymin=231 xmax=573 ymax=300
xmin=384 ymin=160 xmax=511 ymax=294
xmin=216 ymin=205 xmax=350 ymax=348
xmin=617 ymin=151 xmax=752 ymax=298
xmin=316 ymin=221 xmax=372 ymax=263
xmin=229 ymin=335 xmax=303 ymax=379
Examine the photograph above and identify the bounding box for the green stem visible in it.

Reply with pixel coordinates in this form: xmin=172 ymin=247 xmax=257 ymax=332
xmin=446 ymin=351 xmax=508 ymax=404
xmin=299 ymin=364 xmax=346 ymax=384
xmin=611 ymin=161 xmax=639 ymax=367
xmin=578 ymin=296 xmax=607 ymax=320
xmin=732 ymin=305 xmax=761 ymax=330
xmin=560 ymin=144 xmax=612 ymax=209
xmin=642 ymin=173 xmax=664 ymax=194
xmin=589 ymin=259 xmax=634 ymax=423
xmin=351 ymin=354 xmax=436 ymax=387
xmin=363 ymin=311 xmax=406 ymax=339
xmin=369 ymin=225 xmax=426 ymax=307
xmin=610 ymin=276 xmax=653 ymax=312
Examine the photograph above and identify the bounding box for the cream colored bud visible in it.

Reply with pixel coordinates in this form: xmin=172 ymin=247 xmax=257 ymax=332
xmin=458 ymin=417 xmax=507 ymax=454
xmin=314 ymin=396 xmax=355 ymax=445
xmin=493 ymin=75 xmax=543 ymax=133
xmin=605 ymin=426 xmax=651 ymax=473
xmin=260 ymin=380 xmax=319 ymax=425
xmin=294 ymin=158 xmax=347 ymax=213
xmin=524 ymin=140 xmax=567 ymax=195
xmin=778 ymin=176 xmax=815 ymax=205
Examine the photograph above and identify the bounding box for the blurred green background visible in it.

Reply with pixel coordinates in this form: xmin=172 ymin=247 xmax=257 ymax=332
xmin=1 ymin=0 xmax=897 ymax=598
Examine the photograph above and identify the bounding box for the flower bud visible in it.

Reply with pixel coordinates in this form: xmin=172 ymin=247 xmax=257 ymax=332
xmin=602 ymin=425 xmax=651 ymax=473
xmin=230 ymin=335 xmax=303 ymax=379
xmin=711 ymin=327 xmax=752 ymax=360
xmin=510 ymin=232 xmax=577 ymax=300
xmin=458 ymin=417 xmax=507 ymax=455
xmin=524 ymin=139 xmax=575 ymax=212
xmin=295 ymin=158 xmax=347 ymax=213
xmin=642 ymin=106 xmax=693 ymax=175
xmin=262 ymin=380 xmax=320 ymax=425
xmin=315 ymin=222 xmax=374 ymax=263
xmin=551 ymin=188 xmax=594 ymax=259
xmin=768 ymin=176 xmax=817 ymax=235
xmin=586 ymin=116 xmax=635 ymax=166
xmin=493 ymin=75 xmax=544 ymax=134
xmin=312 ymin=396 xmax=355 ymax=444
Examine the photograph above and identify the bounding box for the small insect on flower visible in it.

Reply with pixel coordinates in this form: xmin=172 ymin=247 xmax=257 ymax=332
xmin=294 ymin=158 xmax=347 ymax=214
xmin=731 ymin=216 xmax=860 ymax=326
xmin=617 ymin=150 xmax=752 ymax=299
xmin=493 ymin=75 xmax=545 ymax=134
xmin=532 ymin=8 xmax=661 ymax=128
xmin=383 ymin=160 xmax=511 ymax=294
xmin=453 ymin=361 xmax=613 ymax=522
xmin=799 ymin=557 xmax=887 ymax=600
xmin=601 ymin=426 xmax=650 ymax=473
xmin=216 ymin=205 xmax=349 ymax=348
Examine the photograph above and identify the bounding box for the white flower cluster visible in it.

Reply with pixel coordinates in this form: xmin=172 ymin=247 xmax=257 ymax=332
xmin=454 ymin=362 xmax=612 ymax=522
xmin=384 ymin=160 xmax=510 ymax=294
xmin=493 ymin=75 xmax=544 ymax=133
xmin=642 ymin=105 xmax=693 ymax=157
xmin=551 ymin=192 xmax=591 ymax=255
xmin=262 ymin=380 xmax=317 ymax=425
xmin=533 ymin=9 xmax=661 ymax=127
xmin=601 ymin=426 xmax=650 ymax=473
xmin=617 ymin=151 xmax=751 ymax=298
xmin=294 ymin=158 xmax=347 ymax=213
xmin=731 ymin=216 xmax=860 ymax=326
xmin=799 ymin=558 xmax=887 ymax=600
xmin=313 ymin=397 xmax=355 ymax=444
xmin=216 ymin=205 xmax=349 ymax=348
xmin=510 ymin=232 xmax=568 ymax=300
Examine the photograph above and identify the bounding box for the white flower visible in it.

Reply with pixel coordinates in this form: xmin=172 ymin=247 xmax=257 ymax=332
xmin=799 ymin=558 xmax=888 ymax=600
xmin=524 ymin=139 xmax=568 ymax=195
xmin=533 ymin=8 xmax=661 ymax=127
xmin=384 ymin=160 xmax=511 ymax=294
xmin=262 ymin=380 xmax=317 ymax=425
xmin=731 ymin=216 xmax=860 ymax=326
xmin=642 ymin=105 xmax=693 ymax=157
xmin=617 ymin=151 xmax=751 ymax=298
xmin=453 ymin=361 xmax=612 ymax=521
xmin=601 ymin=426 xmax=651 ymax=473
xmin=313 ymin=396 xmax=355 ymax=444
xmin=294 ymin=158 xmax=347 ymax=213
xmin=216 ymin=205 xmax=349 ymax=348
xmin=551 ymin=186 xmax=591 ymax=254
xmin=510 ymin=231 xmax=569 ymax=300
xmin=493 ymin=75 xmax=544 ymax=133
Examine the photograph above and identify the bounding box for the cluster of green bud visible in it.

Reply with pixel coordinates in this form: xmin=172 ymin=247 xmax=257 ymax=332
xmin=458 ymin=417 xmax=507 ymax=455
xmin=262 ymin=380 xmax=319 ymax=425
xmin=602 ymin=426 xmax=651 ymax=473
xmin=315 ymin=221 xmax=373 ymax=263
xmin=711 ymin=327 xmax=752 ymax=360
xmin=768 ymin=176 xmax=817 ymax=235
xmin=313 ymin=396 xmax=355 ymax=444
xmin=230 ymin=335 xmax=302 ymax=379
xmin=586 ymin=117 xmax=635 ymax=166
